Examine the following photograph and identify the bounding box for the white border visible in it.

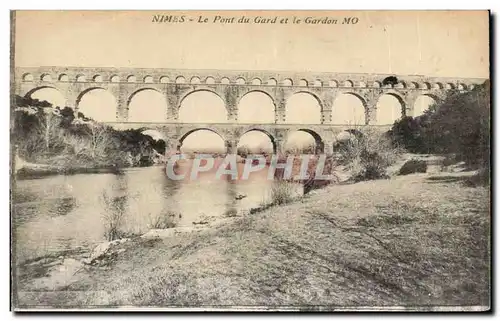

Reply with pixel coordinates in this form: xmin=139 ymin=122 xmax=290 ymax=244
xmin=1 ymin=1 xmax=497 ymax=319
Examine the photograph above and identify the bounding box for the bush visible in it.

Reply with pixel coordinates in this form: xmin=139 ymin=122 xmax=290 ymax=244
xmin=147 ymin=210 xmax=179 ymax=229
xmin=339 ymin=127 xmax=402 ymax=182
xmin=269 ymin=180 xmax=295 ymax=205
xmin=389 ymin=115 xmax=433 ymax=154
xmin=398 ymin=159 xmax=428 ymax=176
xmin=101 ymin=191 xmax=128 ymax=241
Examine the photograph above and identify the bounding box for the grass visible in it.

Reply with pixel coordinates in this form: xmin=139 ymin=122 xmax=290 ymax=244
xmin=16 ymin=172 xmax=490 ymax=309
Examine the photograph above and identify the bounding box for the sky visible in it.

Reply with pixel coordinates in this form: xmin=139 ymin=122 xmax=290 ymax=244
xmin=15 ymin=10 xmax=489 ymax=151
xmin=14 ymin=10 xmax=489 ymax=77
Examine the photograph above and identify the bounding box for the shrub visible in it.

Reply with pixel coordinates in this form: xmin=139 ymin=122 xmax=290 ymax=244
xmin=101 ymin=191 xmax=128 ymax=241
xmin=147 ymin=210 xmax=179 ymax=229
xmin=338 ymin=127 xmax=402 ymax=181
xmin=269 ymin=180 xmax=295 ymax=205
xmin=398 ymin=159 xmax=428 ymax=175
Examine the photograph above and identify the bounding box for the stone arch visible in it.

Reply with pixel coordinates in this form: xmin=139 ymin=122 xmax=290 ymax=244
xmin=178 ymin=90 xmax=228 ymax=123
xmin=375 ymin=92 xmax=406 ymax=125
xmin=76 ymin=86 xmax=109 ymax=108
xmin=110 ymin=75 xmax=120 ymax=83
xmin=127 ymin=88 xmax=167 ymax=122
xmin=372 ymin=81 xmax=382 ymax=88
xmin=178 ymin=128 xmax=226 ymax=146
xmin=285 ymin=91 xmax=323 ymax=124
xmin=237 ymin=90 xmax=276 ymax=124
xmin=445 ymin=83 xmax=455 ymax=90
xmin=237 ymin=128 xmax=277 ymax=153
xmin=159 ymin=76 xmax=170 ymax=83
xmin=127 ymin=75 xmax=136 ymax=83
xmin=221 ymin=77 xmax=230 ymax=85
xmin=421 ymin=82 xmax=431 ymax=90
xmin=458 ymin=83 xmax=467 ymax=91
xmin=433 ymin=82 xmax=443 ymax=89
xmin=144 ymin=75 xmax=154 ymax=83
xmin=299 ymin=79 xmax=308 ymax=87
xmin=41 ymin=74 xmax=52 ymax=82
xmin=329 ymin=80 xmax=338 ymax=88
xmin=468 ymin=84 xmax=476 ymax=90
xmin=25 ymin=86 xmax=66 ymax=107
xmin=284 ymin=129 xmax=324 ymax=154
xmin=358 ymin=81 xmax=367 ymax=88
xmin=332 ymin=92 xmax=367 ymax=126
xmin=190 ymin=76 xmax=201 ymax=84
xmin=343 ymin=80 xmax=354 ymax=88
xmin=267 ymin=78 xmax=277 ymax=86
xmin=413 ymin=94 xmax=438 ymax=117
xmin=290 ymin=90 xmax=324 ymax=109
xmin=205 ymin=76 xmax=215 ymax=84
xmin=75 ymin=87 xmax=117 ymax=122
xmin=140 ymin=128 xmax=167 ymax=154
xmin=314 ymin=79 xmax=323 ymax=87
xmin=93 ymin=75 xmax=103 ymax=83
xmin=394 ymin=81 xmax=406 ymax=89
xmin=236 ymin=77 xmax=246 ymax=85
xmin=175 ymin=76 xmax=186 ymax=84
xmin=251 ymin=78 xmax=262 ymax=86
xmin=409 ymin=82 xmax=419 ymax=89
xmin=58 ymin=74 xmax=69 ymax=82
xmin=282 ymin=78 xmax=293 ymax=86
xmin=76 ymin=74 xmax=86 ymax=82
xmin=22 ymin=73 xmax=34 ymax=82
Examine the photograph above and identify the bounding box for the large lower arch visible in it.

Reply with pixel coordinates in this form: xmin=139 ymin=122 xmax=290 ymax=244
xmin=178 ymin=128 xmax=226 ymax=154
xmin=413 ymin=94 xmax=438 ymax=117
xmin=332 ymin=93 xmax=366 ymax=126
xmin=76 ymin=88 xmax=117 ymax=122
xmin=237 ymin=129 xmax=276 ymax=154
xmin=140 ymin=129 xmax=167 ymax=155
xmin=284 ymin=129 xmax=324 ymax=154
xmin=285 ymin=92 xmax=322 ymax=124
xmin=376 ymin=93 xmax=405 ymax=125
xmin=178 ymin=90 xmax=228 ymax=123
xmin=25 ymin=86 xmax=66 ymax=108
xmin=237 ymin=91 xmax=275 ymax=124
xmin=127 ymin=88 xmax=168 ymax=123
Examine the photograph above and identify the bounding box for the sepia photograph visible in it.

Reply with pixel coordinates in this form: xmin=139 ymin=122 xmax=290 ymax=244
xmin=9 ymin=10 xmax=491 ymax=311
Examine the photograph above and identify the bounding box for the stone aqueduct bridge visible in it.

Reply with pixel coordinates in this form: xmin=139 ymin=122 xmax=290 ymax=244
xmin=14 ymin=66 xmax=486 ymax=154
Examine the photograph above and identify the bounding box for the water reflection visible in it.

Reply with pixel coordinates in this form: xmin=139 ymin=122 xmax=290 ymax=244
xmin=13 ymin=164 xmax=302 ymax=263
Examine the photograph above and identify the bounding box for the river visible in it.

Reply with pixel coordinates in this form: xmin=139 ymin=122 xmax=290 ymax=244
xmin=12 ymin=163 xmax=303 ymax=263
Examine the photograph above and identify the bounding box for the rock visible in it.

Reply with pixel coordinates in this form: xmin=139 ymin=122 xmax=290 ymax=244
xmin=87 ymin=242 xmax=112 ymax=263
xmin=398 ymin=159 xmax=428 ymax=175
xmin=116 ymin=248 xmax=126 ymax=254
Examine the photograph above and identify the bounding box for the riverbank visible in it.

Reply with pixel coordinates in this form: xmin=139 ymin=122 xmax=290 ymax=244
xmin=15 ymin=164 xmax=124 ymax=180
xmin=13 ymin=169 xmax=490 ymax=310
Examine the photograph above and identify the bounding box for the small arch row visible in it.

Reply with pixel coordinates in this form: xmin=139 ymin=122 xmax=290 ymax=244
xmin=21 ymin=72 xmax=474 ymax=90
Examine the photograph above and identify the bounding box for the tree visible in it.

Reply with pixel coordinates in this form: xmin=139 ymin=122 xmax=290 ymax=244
xmin=86 ymin=123 xmax=112 ymax=159
xmin=390 ymin=81 xmax=490 ymax=168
